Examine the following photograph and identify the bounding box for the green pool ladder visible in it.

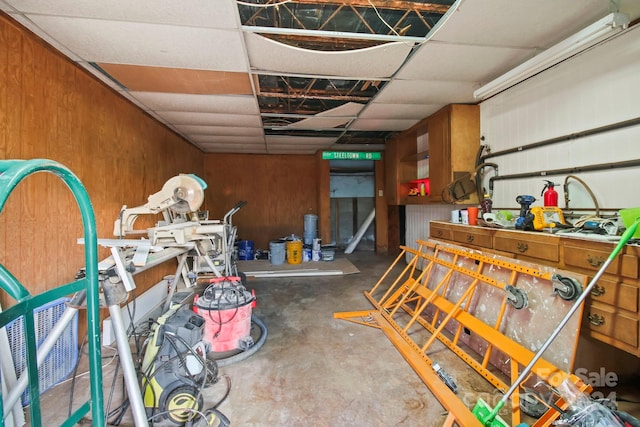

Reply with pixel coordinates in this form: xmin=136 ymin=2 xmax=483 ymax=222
xmin=0 ymin=159 xmax=105 ymax=427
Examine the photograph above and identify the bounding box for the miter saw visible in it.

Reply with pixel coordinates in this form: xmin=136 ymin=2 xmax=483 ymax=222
xmin=114 ymin=174 xmax=207 ymax=238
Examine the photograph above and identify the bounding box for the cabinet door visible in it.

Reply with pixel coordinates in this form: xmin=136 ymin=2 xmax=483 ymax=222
xmin=426 ymin=107 xmax=451 ymax=202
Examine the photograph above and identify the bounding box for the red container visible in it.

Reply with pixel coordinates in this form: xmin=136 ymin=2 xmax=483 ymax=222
xmin=193 ymin=277 xmax=255 ymax=352
xmin=194 ymin=300 xmax=252 ymax=352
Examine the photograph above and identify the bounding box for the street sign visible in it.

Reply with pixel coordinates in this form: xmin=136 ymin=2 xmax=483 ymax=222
xmin=322 ymin=151 xmax=381 ymax=160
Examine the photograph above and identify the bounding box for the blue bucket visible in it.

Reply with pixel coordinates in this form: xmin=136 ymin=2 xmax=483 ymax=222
xmin=237 ymin=240 xmax=255 ymax=260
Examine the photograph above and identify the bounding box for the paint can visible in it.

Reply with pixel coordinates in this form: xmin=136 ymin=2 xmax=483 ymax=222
xmin=269 ymin=240 xmax=286 ymax=265
xmin=302 ymin=247 xmax=312 ymax=262
xmin=286 ymin=240 xmax=303 ymax=264
xmin=237 ymin=240 xmax=254 ymax=260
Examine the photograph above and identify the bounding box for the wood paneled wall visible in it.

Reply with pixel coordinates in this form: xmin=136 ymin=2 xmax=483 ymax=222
xmin=203 ymin=153 xmax=319 ymax=250
xmin=0 ymin=14 xmax=203 ymax=315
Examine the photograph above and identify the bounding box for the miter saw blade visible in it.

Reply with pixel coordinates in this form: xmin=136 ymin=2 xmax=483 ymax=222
xmin=162 ymin=175 xmax=205 ymax=213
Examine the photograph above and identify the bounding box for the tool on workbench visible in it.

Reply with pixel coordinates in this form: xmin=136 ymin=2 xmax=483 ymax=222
xmin=529 ymin=206 xmax=571 ymax=231
xmin=472 ymin=216 xmax=640 ymax=427
xmin=515 ymin=195 xmax=536 ymax=230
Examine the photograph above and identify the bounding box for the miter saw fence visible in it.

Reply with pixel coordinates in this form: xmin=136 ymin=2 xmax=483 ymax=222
xmin=114 ymin=174 xmax=207 ymax=237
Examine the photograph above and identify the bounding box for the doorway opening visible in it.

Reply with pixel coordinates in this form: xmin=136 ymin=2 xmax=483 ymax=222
xmin=329 ymin=160 xmax=375 ymax=251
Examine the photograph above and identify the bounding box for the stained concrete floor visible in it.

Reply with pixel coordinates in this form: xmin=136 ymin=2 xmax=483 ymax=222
xmin=29 ymin=250 xmax=640 ymax=426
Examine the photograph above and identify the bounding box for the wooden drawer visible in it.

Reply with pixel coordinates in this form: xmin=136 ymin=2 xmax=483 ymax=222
xmin=430 ymin=223 xmax=452 ymax=241
xmin=493 ymin=231 xmax=559 ymax=263
xmin=451 ymin=228 xmax=492 ymax=249
xmin=585 ymin=302 xmax=639 ymax=347
xmin=563 ymin=240 xmax=638 ymax=279
xmin=587 ymin=276 xmax=639 ymax=314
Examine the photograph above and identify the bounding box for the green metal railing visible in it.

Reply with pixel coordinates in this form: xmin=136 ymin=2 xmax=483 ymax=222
xmin=0 ymin=159 xmax=105 ymax=427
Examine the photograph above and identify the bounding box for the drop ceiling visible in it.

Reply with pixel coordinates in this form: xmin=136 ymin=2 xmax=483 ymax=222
xmin=1 ymin=0 xmax=636 ymax=154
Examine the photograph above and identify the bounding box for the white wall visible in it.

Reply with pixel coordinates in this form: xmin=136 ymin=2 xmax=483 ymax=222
xmin=478 ymin=24 xmax=640 ymax=214
xmin=406 ymin=24 xmax=640 ymax=247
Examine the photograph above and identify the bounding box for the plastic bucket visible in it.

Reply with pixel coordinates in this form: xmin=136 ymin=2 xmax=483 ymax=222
xmin=269 ymin=240 xmax=286 ymax=265
xmin=286 ymin=240 xmax=303 ymax=264
xmin=237 ymin=240 xmax=254 ymax=260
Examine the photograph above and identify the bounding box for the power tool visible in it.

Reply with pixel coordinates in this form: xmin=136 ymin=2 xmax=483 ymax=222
xmin=515 ymin=195 xmax=536 ymax=230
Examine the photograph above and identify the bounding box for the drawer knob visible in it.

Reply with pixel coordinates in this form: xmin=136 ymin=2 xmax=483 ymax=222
xmin=436 ymin=230 xmax=443 ymax=237
xmin=467 ymin=235 xmax=475 ymax=243
xmin=587 ymin=254 xmax=604 ymax=267
xmin=590 ymin=284 xmax=606 ymax=297
xmin=588 ymin=313 xmax=605 ymax=326
xmin=516 ymin=242 xmax=528 ymax=253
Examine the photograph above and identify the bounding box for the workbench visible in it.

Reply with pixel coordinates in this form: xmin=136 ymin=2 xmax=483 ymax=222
xmin=429 ymin=220 xmax=640 ymax=357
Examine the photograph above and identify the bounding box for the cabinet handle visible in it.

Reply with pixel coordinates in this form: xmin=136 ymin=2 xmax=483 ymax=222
xmin=436 ymin=230 xmax=443 ymax=237
xmin=587 ymin=254 xmax=604 ymax=267
xmin=466 ymin=235 xmax=474 ymax=243
xmin=516 ymin=242 xmax=528 ymax=253
xmin=588 ymin=313 xmax=605 ymax=326
xmin=590 ymin=284 xmax=606 ymax=297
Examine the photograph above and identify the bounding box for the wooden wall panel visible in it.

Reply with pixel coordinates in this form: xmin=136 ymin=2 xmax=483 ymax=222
xmin=0 ymin=14 xmax=203 ymax=322
xmin=203 ymin=153 xmax=318 ymax=250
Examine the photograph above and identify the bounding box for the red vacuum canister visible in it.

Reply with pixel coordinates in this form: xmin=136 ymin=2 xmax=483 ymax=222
xmin=542 ymin=180 xmax=558 ymax=207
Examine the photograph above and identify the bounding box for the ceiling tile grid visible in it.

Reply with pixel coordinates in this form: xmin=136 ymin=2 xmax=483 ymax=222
xmin=3 ymin=0 xmax=628 ymax=154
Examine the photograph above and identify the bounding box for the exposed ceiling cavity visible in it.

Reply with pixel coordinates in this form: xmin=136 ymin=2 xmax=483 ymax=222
xmin=1 ymin=0 xmax=631 ymax=154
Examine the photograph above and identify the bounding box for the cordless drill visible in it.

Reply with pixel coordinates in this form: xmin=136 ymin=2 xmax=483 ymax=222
xmin=515 ymin=195 xmax=536 ymax=230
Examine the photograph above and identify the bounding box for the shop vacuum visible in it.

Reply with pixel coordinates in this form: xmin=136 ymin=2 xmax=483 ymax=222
xmin=193 ymin=276 xmax=256 ymax=353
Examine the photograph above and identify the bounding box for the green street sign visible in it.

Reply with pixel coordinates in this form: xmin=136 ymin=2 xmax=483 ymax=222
xmin=322 ymin=151 xmax=381 ymax=160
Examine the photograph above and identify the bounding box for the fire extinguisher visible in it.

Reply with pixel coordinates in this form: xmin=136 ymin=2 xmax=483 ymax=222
xmin=541 ymin=180 xmax=558 ymax=207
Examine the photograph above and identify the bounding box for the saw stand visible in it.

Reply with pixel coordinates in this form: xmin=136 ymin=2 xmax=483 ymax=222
xmin=79 ymin=238 xmax=198 ymax=426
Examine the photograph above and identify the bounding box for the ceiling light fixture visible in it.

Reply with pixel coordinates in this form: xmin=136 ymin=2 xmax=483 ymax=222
xmin=473 ymin=12 xmax=630 ymax=101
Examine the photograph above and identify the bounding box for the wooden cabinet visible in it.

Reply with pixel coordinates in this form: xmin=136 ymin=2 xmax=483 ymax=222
xmin=429 ymin=220 xmax=640 ymax=356
xmin=384 ymin=104 xmax=480 ymax=205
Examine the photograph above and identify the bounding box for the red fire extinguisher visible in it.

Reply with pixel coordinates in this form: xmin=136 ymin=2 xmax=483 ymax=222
xmin=542 ymin=180 xmax=558 ymax=207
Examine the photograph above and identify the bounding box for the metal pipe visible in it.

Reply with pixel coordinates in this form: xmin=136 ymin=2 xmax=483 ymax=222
xmin=482 ymin=116 xmax=640 ymax=160
xmin=488 ymin=158 xmax=640 ymax=193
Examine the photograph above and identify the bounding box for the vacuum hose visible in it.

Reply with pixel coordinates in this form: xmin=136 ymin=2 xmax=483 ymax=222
xmin=215 ymin=315 xmax=268 ymax=367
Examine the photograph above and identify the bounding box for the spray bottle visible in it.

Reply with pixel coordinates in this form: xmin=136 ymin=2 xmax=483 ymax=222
xmin=541 ymin=180 xmax=558 ymax=207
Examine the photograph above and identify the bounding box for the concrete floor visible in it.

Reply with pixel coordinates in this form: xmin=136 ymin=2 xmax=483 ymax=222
xmin=30 ymin=250 xmax=640 ymax=426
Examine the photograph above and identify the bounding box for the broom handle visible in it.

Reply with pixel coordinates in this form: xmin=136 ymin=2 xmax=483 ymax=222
xmin=486 ymin=219 xmax=640 ymax=423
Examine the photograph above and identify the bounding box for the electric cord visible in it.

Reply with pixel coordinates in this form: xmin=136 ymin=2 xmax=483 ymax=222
xmin=67 ymin=334 xmax=88 ymax=418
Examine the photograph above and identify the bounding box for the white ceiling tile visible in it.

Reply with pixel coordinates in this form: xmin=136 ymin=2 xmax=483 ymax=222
xmin=397 ymin=42 xmax=534 ymax=81
xmin=430 ymin=0 xmax=611 ymax=48
xmin=266 ymin=136 xmax=338 ymax=145
xmin=349 ymin=118 xmax=419 ymax=131
xmin=188 ymin=135 xmax=265 ymax=144
xmin=175 ymin=125 xmax=264 ymax=137
xmin=26 ymin=15 xmax=248 ymax=71
xmin=360 ymin=103 xmax=442 ymax=120
xmin=5 ymin=0 xmax=239 ymax=29
xmin=374 ymin=80 xmax=477 ymax=105
xmin=266 ymin=146 xmax=323 ymax=154
xmin=285 ymin=117 xmax=352 ymax=130
xmin=1 ymin=1 xmax=15 ymax=12
xmin=198 ymin=144 xmax=267 ymax=154
xmin=131 ymin=93 xmax=259 ymax=114
xmin=317 ymin=102 xmax=365 ymax=117
xmin=155 ymin=112 xmax=263 ymax=127
xmin=245 ymin=33 xmax=412 ymax=79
